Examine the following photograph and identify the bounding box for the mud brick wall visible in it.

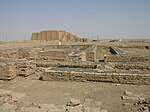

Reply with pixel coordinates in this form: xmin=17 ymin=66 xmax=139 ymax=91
xmin=109 ymin=63 xmax=150 ymax=70
xmin=42 ymin=70 xmax=150 ymax=85
xmin=38 ymin=51 xmax=69 ymax=58
xmin=0 ymin=51 xmax=19 ymax=60
xmin=16 ymin=60 xmax=36 ymax=77
xmin=84 ymin=45 xmax=97 ymax=62
xmin=85 ymin=52 xmax=95 ymax=62
xmin=104 ymin=55 xmax=150 ymax=62
xmin=31 ymin=30 xmax=80 ymax=42
xmin=35 ymin=56 xmax=81 ymax=62
xmin=36 ymin=57 xmax=72 ymax=62
xmin=0 ymin=51 xmax=36 ymax=60
xmin=43 ymin=45 xmax=71 ymax=51
xmin=17 ymin=50 xmax=40 ymax=59
xmin=120 ymin=46 xmax=150 ymax=49
xmin=36 ymin=62 xmax=97 ymax=68
xmin=17 ymin=51 xmax=30 ymax=58
xmin=0 ymin=62 xmax=16 ymax=80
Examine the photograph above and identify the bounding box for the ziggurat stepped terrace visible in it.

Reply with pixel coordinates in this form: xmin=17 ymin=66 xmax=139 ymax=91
xmin=31 ymin=30 xmax=81 ymax=42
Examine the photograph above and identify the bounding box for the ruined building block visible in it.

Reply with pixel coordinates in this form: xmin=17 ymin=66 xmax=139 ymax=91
xmin=0 ymin=61 xmax=16 ymax=80
xmin=83 ymin=45 xmax=97 ymax=62
xmin=16 ymin=60 xmax=36 ymax=77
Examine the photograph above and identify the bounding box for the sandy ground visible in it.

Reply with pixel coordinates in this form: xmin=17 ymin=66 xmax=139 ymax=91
xmin=0 ymin=77 xmax=149 ymax=112
xmin=0 ymin=40 xmax=150 ymax=50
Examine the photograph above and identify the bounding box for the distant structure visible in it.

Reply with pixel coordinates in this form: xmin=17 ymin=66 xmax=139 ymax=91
xmin=31 ymin=30 xmax=81 ymax=42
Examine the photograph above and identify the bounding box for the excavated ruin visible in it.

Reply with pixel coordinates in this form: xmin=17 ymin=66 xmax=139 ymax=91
xmin=0 ymin=42 xmax=150 ymax=85
xmin=0 ymin=40 xmax=150 ymax=112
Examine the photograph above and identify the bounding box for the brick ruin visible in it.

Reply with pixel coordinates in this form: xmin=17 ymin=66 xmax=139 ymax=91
xmin=31 ymin=30 xmax=81 ymax=42
xmin=0 ymin=60 xmax=16 ymax=80
xmin=0 ymin=42 xmax=150 ymax=85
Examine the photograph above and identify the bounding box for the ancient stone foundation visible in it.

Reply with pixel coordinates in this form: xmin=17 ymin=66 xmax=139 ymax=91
xmin=0 ymin=59 xmax=36 ymax=80
xmin=42 ymin=70 xmax=150 ymax=85
xmin=0 ymin=41 xmax=150 ymax=85
xmin=16 ymin=60 xmax=36 ymax=77
xmin=0 ymin=60 xmax=16 ymax=80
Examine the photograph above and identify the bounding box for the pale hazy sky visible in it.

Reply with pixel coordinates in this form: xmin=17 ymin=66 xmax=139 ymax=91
xmin=0 ymin=0 xmax=150 ymax=40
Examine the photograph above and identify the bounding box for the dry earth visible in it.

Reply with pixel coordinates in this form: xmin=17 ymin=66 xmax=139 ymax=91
xmin=0 ymin=77 xmax=149 ymax=112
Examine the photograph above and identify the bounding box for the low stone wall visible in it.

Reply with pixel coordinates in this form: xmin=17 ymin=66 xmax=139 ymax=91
xmin=35 ymin=62 xmax=97 ymax=68
xmin=85 ymin=52 xmax=95 ymax=62
xmin=35 ymin=57 xmax=72 ymax=62
xmin=109 ymin=63 xmax=150 ymax=70
xmin=84 ymin=45 xmax=97 ymax=62
xmin=0 ymin=61 xmax=16 ymax=80
xmin=42 ymin=70 xmax=150 ymax=85
xmin=0 ymin=45 xmax=98 ymax=63
xmin=42 ymin=45 xmax=71 ymax=51
xmin=0 ymin=51 xmax=19 ymax=60
xmin=104 ymin=55 xmax=150 ymax=62
xmin=38 ymin=51 xmax=69 ymax=58
xmin=16 ymin=60 xmax=36 ymax=77
xmin=0 ymin=50 xmax=37 ymax=60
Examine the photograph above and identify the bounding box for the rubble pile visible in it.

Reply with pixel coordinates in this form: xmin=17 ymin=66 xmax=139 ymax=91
xmin=0 ymin=89 xmax=108 ymax=112
xmin=121 ymin=91 xmax=150 ymax=112
xmin=0 ymin=60 xmax=16 ymax=80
